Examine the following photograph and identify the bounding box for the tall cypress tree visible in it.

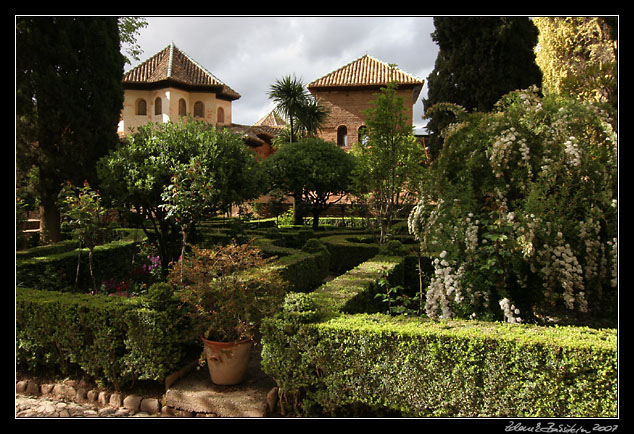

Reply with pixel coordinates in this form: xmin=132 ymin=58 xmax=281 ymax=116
xmin=16 ymin=17 xmax=125 ymax=242
xmin=423 ymin=17 xmax=542 ymax=159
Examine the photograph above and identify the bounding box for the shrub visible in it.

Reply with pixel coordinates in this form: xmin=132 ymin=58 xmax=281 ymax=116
xmin=168 ymin=243 xmax=287 ymax=342
xmin=16 ymin=286 xmax=197 ymax=389
xmin=262 ymin=251 xmax=617 ymax=417
xmin=276 ymin=239 xmax=331 ymax=293
xmin=408 ymin=87 xmax=617 ymax=325
xmin=263 ymin=313 xmax=617 ymax=417
xmin=16 ymin=239 xmax=138 ymax=293
xmin=319 ymin=234 xmax=380 ymax=274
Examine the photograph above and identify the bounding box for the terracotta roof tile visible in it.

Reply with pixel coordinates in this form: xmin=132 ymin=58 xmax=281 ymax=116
xmin=307 ymin=55 xmax=424 ymax=89
xmin=123 ymin=43 xmax=240 ymax=100
xmin=254 ymin=110 xmax=287 ymax=128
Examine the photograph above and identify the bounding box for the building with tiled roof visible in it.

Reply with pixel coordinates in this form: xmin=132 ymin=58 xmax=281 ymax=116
xmin=118 ymin=43 xmax=240 ymax=136
xmin=254 ymin=110 xmax=287 ymax=128
xmin=307 ymin=54 xmax=424 ymax=148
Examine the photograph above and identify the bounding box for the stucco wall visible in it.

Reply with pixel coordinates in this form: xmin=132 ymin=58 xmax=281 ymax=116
xmin=118 ymin=87 xmax=232 ymax=136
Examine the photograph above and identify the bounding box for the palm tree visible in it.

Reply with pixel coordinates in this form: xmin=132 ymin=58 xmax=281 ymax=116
xmin=268 ymin=75 xmax=330 ymax=225
xmin=268 ymin=75 xmax=307 ymax=144
xmin=268 ymin=75 xmax=329 ymax=144
xmin=296 ymin=97 xmax=329 ymax=138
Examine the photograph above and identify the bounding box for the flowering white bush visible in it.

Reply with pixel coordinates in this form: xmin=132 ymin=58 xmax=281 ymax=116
xmin=409 ymin=87 xmax=617 ymax=324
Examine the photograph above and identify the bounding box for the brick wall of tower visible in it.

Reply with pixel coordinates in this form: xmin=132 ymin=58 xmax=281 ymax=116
xmin=310 ymin=87 xmax=416 ymax=149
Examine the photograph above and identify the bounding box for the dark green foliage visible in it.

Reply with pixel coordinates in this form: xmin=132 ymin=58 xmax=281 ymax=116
xmin=98 ymin=119 xmax=265 ymax=271
xmin=263 ymin=309 xmax=617 ymax=417
xmin=319 ymin=234 xmax=380 ymax=274
xmin=261 ymin=251 xmax=617 ymax=417
xmin=16 ymin=239 xmax=78 ymax=260
xmin=17 ymin=224 xmax=616 ymax=416
xmin=16 ymin=17 xmax=125 ymax=242
xmin=424 ymin=17 xmax=542 ymax=158
xmin=263 ymin=138 xmax=356 ymax=229
xmin=16 ymin=239 xmax=138 ymax=293
xmin=16 ymin=286 xmax=198 ymax=389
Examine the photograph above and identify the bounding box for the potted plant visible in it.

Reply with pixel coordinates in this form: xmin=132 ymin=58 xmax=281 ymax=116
xmin=168 ymin=242 xmax=286 ymax=385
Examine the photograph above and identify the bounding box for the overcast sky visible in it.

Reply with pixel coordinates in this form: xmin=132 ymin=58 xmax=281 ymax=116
xmin=128 ymin=16 xmax=439 ymax=132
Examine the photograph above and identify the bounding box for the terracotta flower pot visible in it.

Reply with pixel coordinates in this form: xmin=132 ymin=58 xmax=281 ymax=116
xmin=201 ymin=336 xmax=253 ymax=385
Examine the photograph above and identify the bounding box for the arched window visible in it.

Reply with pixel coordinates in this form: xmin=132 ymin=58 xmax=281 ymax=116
xmin=178 ymin=99 xmax=187 ymax=116
xmin=358 ymin=126 xmax=368 ymax=144
xmin=217 ymin=107 xmax=225 ymax=124
xmin=136 ymin=99 xmax=147 ymax=116
xmin=154 ymin=97 xmax=162 ymax=115
xmin=194 ymin=101 xmax=204 ymax=118
xmin=337 ymin=125 xmax=348 ymax=147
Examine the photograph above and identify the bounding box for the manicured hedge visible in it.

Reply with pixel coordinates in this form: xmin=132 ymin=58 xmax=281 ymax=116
xmin=319 ymin=234 xmax=381 ymax=274
xmin=14 ymin=233 xmax=333 ymax=387
xmin=16 ymin=285 xmax=198 ymax=389
xmin=309 ymin=254 xmax=405 ymax=317
xmin=16 ymin=239 xmax=139 ymax=292
xmin=274 ymin=239 xmax=331 ymax=293
xmin=261 ymin=255 xmax=618 ymax=417
xmin=15 ymin=239 xmax=78 ymax=260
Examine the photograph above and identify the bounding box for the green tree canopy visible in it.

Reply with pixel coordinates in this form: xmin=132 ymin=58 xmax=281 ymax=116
xmin=263 ymin=138 xmax=356 ymax=229
xmin=16 ymin=16 xmax=125 ymax=242
xmin=533 ymin=17 xmax=617 ymax=107
xmin=352 ymin=80 xmax=425 ymax=244
xmin=423 ymin=17 xmax=542 ymax=159
xmin=98 ymin=119 xmax=265 ymax=270
xmin=268 ymin=75 xmax=329 ymax=145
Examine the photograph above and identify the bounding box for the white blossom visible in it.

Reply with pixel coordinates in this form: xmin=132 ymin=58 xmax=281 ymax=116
xmin=499 ymin=298 xmax=522 ymax=323
xmin=563 ymin=136 xmax=582 ymax=167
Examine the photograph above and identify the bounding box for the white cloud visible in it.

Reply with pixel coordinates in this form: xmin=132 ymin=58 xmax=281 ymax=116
xmin=131 ymin=16 xmax=438 ymax=128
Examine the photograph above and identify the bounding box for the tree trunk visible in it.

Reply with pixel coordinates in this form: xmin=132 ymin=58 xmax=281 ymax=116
xmin=417 ymin=250 xmax=424 ymax=315
xmin=312 ymin=209 xmax=320 ymax=230
xmin=88 ymin=246 xmax=96 ymax=293
xmin=180 ymin=229 xmax=188 ymax=285
xmin=39 ymin=200 xmax=61 ymax=244
xmin=292 ymin=194 xmax=304 ymax=226
xmin=74 ymin=243 xmax=82 ymax=290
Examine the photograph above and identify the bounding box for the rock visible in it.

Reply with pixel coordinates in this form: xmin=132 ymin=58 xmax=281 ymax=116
xmin=75 ymin=387 xmax=87 ymax=402
xmin=266 ymin=387 xmax=278 ymax=414
xmin=109 ymin=392 xmax=122 ymax=408
xmin=52 ymin=384 xmax=67 ymax=399
xmin=63 ymin=379 xmax=79 ymax=388
xmin=98 ymin=391 xmax=110 ymax=406
xmin=39 ymin=401 xmax=57 ymax=414
xmin=172 ymin=408 xmax=194 ymax=417
xmin=64 ymin=385 xmax=76 ymax=400
xmin=162 ymin=406 xmax=176 ymax=416
xmin=41 ymin=384 xmax=54 ymax=395
xmin=98 ymin=407 xmax=117 ymax=416
xmin=86 ymin=389 xmax=99 ymax=402
xmin=140 ymin=398 xmax=161 ymax=414
xmin=115 ymin=408 xmax=132 ymax=416
xmin=68 ymin=404 xmax=88 ymax=417
xmin=123 ymin=394 xmax=142 ymax=412
xmin=132 ymin=412 xmax=152 ymax=417
xmin=26 ymin=381 xmax=40 ymax=396
xmin=16 ymin=381 xmax=28 ymax=393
